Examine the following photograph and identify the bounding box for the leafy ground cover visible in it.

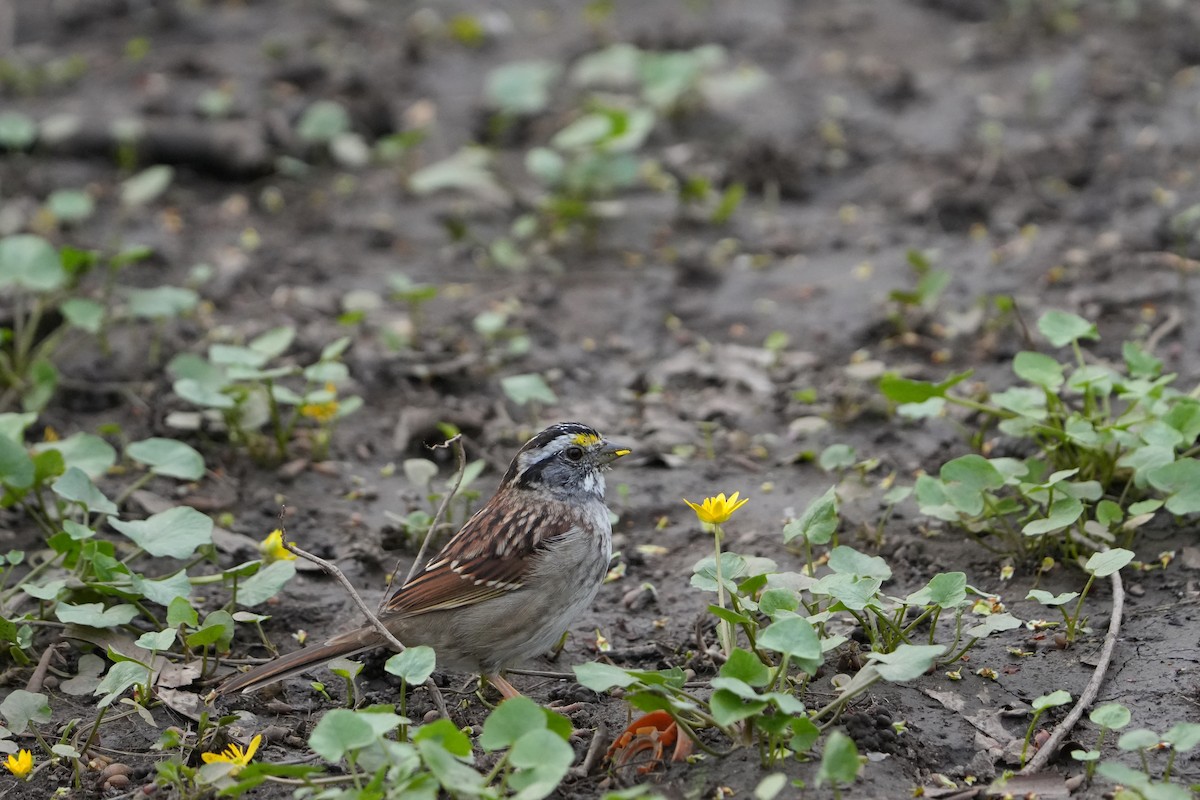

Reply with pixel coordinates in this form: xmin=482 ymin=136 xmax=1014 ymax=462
xmin=2 ymin=0 xmax=1200 ymax=798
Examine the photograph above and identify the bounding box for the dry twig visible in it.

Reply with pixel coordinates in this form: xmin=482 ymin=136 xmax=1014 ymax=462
xmin=283 ymin=538 xmax=449 ymax=720
xmin=1018 ymin=568 xmax=1125 ymax=774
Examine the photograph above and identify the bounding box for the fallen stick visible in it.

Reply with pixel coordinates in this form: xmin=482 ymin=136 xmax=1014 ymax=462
xmin=283 ymin=538 xmax=449 ymax=720
xmin=1018 ymin=568 xmax=1125 ymax=774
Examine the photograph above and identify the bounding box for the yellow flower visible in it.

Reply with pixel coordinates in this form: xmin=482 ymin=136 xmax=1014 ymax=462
xmin=299 ymin=382 xmax=339 ymax=423
xmin=259 ymin=529 xmax=296 ymax=562
xmin=5 ymin=749 xmax=32 ymax=779
xmin=683 ymin=492 xmax=749 ymax=525
xmin=201 ymin=734 xmax=261 ymax=775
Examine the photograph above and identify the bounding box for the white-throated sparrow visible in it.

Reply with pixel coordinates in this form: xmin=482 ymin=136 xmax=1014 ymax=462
xmin=219 ymin=422 xmax=630 ymax=698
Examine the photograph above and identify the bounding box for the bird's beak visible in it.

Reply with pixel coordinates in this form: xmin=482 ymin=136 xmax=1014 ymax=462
xmin=599 ymin=441 xmax=632 ymax=462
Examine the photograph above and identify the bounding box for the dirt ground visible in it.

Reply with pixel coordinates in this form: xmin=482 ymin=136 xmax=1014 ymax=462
xmin=3 ymin=0 xmax=1200 ymax=797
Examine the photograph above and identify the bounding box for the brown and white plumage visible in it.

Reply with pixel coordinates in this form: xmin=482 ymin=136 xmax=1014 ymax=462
xmin=218 ymin=422 xmax=629 ymax=696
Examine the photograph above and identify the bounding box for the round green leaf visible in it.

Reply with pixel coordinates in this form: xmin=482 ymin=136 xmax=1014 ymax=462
xmin=816 ymin=730 xmax=860 ymax=787
xmin=110 ymin=505 xmax=213 ymax=559
xmin=384 ymin=645 xmax=437 ymax=686
xmin=127 ymin=437 xmax=205 ymax=480
xmin=479 ymin=696 xmax=546 ymax=750
xmin=1089 ymin=703 xmax=1131 ymax=730
xmin=120 ymin=165 xmax=174 ymax=207
xmin=1084 ymin=548 xmax=1135 ymax=577
xmin=1032 ymin=689 xmax=1072 ymax=711
xmin=0 ymin=234 xmax=65 ymax=291
xmin=1038 ymin=310 xmax=1098 ymax=347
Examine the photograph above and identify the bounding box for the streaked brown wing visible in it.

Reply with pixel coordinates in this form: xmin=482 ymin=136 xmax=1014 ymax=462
xmin=383 ymin=492 xmax=578 ymax=617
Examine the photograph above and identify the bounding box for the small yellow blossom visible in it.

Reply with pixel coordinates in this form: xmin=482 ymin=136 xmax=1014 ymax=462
xmin=999 ymin=565 xmax=1014 ymax=581
xmin=299 ymin=383 xmax=339 ymax=423
xmin=259 ymin=529 xmax=296 ymax=563
xmin=201 ymin=734 xmax=261 ymax=775
xmin=683 ymin=491 xmax=749 ymax=525
xmin=5 ymin=749 xmax=32 ymax=779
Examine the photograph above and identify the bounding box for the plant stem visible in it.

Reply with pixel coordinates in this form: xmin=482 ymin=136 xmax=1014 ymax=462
xmin=711 ymin=523 xmax=733 ymax=656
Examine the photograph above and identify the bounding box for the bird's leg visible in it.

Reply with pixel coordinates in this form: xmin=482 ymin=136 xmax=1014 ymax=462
xmin=485 ymin=673 xmax=522 ymax=699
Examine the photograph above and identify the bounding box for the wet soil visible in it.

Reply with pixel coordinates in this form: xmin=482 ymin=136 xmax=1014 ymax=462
xmin=3 ymin=0 xmax=1200 ymax=798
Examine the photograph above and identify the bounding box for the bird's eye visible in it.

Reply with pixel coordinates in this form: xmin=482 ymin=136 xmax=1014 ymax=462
xmin=564 ymin=446 xmax=584 ymax=462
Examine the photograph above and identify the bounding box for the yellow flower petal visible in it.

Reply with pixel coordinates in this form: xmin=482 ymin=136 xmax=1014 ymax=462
xmin=5 ymin=749 xmax=33 ymax=779
xmin=682 ymin=491 xmax=750 ymax=525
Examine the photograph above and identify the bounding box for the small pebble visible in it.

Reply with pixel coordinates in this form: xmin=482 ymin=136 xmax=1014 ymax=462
xmin=1128 ymin=583 xmax=1145 ymax=597
xmin=423 ymin=709 xmax=440 ymax=723
xmin=102 ymin=773 xmax=131 ymax=791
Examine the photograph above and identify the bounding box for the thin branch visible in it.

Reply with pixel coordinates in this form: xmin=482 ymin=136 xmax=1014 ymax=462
xmin=1018 ymin=567 xmax=1125 ymax=775
xmin=405 ymin=434 xmax=466 ymax=587
xmin=25 ymin=641 xmax=64 ymax=693
xmin=282 ymin=536 xmax=449 ymax=720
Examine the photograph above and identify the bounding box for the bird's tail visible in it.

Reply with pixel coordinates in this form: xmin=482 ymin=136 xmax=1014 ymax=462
xmin=217 ymin=629 xmax=380 ymax=694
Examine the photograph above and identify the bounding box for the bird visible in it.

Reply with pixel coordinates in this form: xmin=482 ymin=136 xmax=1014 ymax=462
xmin=218 ymin=422 xmax=630 ymax=699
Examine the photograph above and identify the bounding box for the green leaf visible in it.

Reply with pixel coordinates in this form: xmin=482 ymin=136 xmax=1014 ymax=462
xmin=409 ymin=147 xmax=506 ymax=204
xmin=965 ymin=612 xmax=1022 ymax=638
xmin=789 ymin=717 xmax=820 ymax=754
xmin=35 ymin=432 xmax=116 ymax=479
xmin=110 ymin=506 xmax=213 ymax=559
xmin=60 ymin=298 xmax=105 ymax=333
xmin=827 ymin=546 xmax=891 ymax=580
xmin=51 ymin=467 xmax=118 ymax=515
xmin=120 ymin=165 xmax=174 ymax=207
xmin=818 ymin=443 xmax=855 ymax=472
xmin=573 ymin=662 xmax=637 ymax=692
xmin=384 ymin=646 xmax=437 ymax=686
xmin=126 ymin=286 xmax=199 ymax=319
xmin=0 ymin=435 xmax=33 ymax=490
xmin=127 ymin=438 xmax=205 ymax=480
xmin=486 ymin=61 xmax=560 ymax=115
xmin=480 ymin=696 xmax=547 ymax=750
xmin=1089 ymin=703 xmax=1131 ymax=730
xmin=1163 ymin=722 xmax=1200 ymax=751
xmin=46 ymin=189 xmax=95 ymax=222
xmin=816 ymin=730 xmax=860 ymax=787
xmin=905 ymin=572 xmax=967 ymax=608
xmin=758 ymin=616 xmax=822 ymax=674
xmin=878 ymin=370 xmax=971 ymax=403
xmin=1146 ymin=458 xmax=1200 ymax=514
xmin=1123 ymin=341 xmax=1162 ymax=378
xmin=754 ymin=773 xmax=788 ymax=800
xmin=709 ymin=687 xmax=768 ymax=726
xmin=20 ymin=578 xmax=66 ymax=601
xmin=501 ymin=373 xmax=558 ymax=406
xmin=136 ymin=628 xmax=177 ymax=651
xmin=1038 ymin=310 xmax=1098 ymax=347
xmin=131 ymin=569 xmax=192 ymax=606
xmin=508 ymin=727 xmax=574 ymax=800
xmin=167 ymin=597 xmax=198 ymax=628
xmin=1117 ymin=728 xmax=1162 ymax=751
xmin=1026 ymin=589 xmax=1078 ymax=606
xmin=237 ymin=560 xmax=296 ymax=606
xmin=720 ymin=648 xmax=770 ymax=687
xmin=0 ymin=690 xmax=51 ymax=734
xmin=865 ymin=643 xmax=944 ymax=681
xmin=0 ymin=112 xmax=36 ymax=150
xmin=413 ymin=717 xmax=473 ymax=757
xmin=1084 ymin=548 xmax=1134 ymax=577
xmin=1032 ymin=689 xmax=1072 ymax=711
xmin=296 ymin=100 xmax=350 ymax=143
xmin=209 ymin=343 xmax=269 ymax=368
xmin=308 ymin=708 xmax=376 ymax=761
xmin=811 ymin=573 xmax=882 ymax=611
xmin=55 ymin=602 xmax=139 ymax=627
xmin=1022 ymin=496 xmax=1083 ymax=536
xmin=1013 ymin=351 xmax=1064 ymax=390
xmin=782 ymin=486 xmax=838 ymax=544
xmin=0 ymin=234 xmax=65 ymax=291
xmin=250 ymin=326 xmax=296 ymax=359
xmin=940 ymin=455 xmax=1006 ymax=516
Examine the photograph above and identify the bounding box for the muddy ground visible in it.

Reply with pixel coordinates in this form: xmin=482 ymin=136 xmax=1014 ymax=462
xmin=3 ymin=0 xmax=1200 ymax=797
